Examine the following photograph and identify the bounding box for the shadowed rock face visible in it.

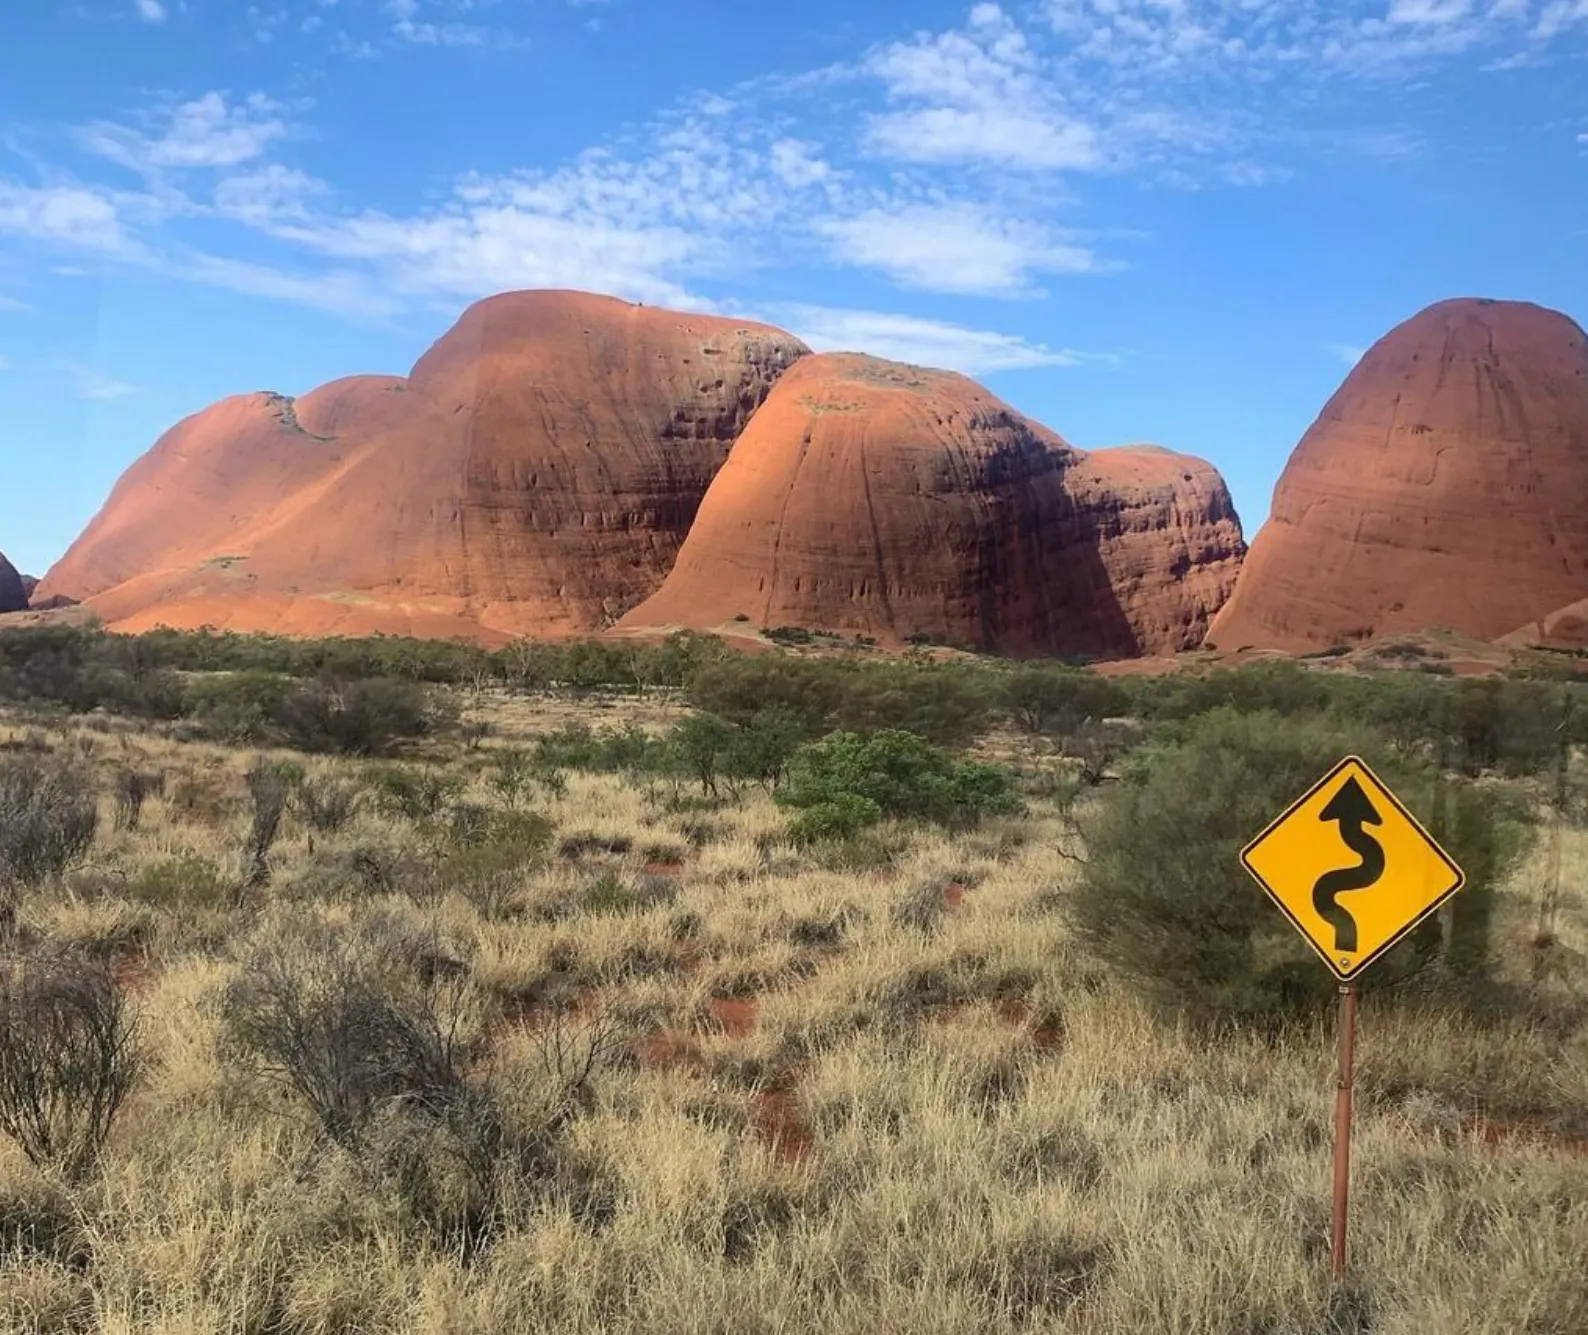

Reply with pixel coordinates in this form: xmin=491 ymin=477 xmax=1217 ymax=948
xmin=0 ymin=552 xmax=26 ymax=613
xmin=35 ymin=290 xmax=810 ymax=642
xmin=1210 ymin=297 xmax=1588 ymax=653
xmin=618 ymin=353 xmax=1246 ymax=657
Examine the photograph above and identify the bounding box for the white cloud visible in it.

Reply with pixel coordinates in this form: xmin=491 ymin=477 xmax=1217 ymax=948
xmin=1325 ymin=342 xmax=1367 ymax=366
xmin=383 ymin=0 xmax=520 ymax=48
xmin=9 ymin=4 xmax=1585 ymax=334
xmin=816 ymin=203 xmax=1104 ymax=296
xmin=80 ymin=92 xmax=288 ymax=174
xmin=58 ymin=362 xmax=141 ymax=400
xmin=768 ymin=139 xmax=831 ymax=188
xmin=771 ymin=303 xmax=1092 ymax=375
xmin=278 ymin=203 xmax=707 ymax=308
xmin=1535 ymin=0 xmax=1588 ymax=39
xmin=0 ymin=183 xmax=136 ymax=255
xmin=0 ymin=295 xmax=30 ymax=312
xmin=1387 ymin=0 xmax=1473 ymax=24
xmin=863 ymin=8 xmax=1104 ymax=170
xmin=213 ymin=164 xmax=325 ymax=225
xmin=134 ymin=0 xmax=167 ymax=21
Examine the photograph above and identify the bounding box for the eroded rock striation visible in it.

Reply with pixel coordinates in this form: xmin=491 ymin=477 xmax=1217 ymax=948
xmin=35 ymin=290 xmax=810 ymax=641
xmin=1209 ymin=297 xmax=1588 ymax=653
xmin=618 ymin=353 xmax=1245 ymax=657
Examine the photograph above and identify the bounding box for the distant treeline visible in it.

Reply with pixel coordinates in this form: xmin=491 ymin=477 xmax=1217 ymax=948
xmin=1 ymin=621 xmax=1586 ymax=778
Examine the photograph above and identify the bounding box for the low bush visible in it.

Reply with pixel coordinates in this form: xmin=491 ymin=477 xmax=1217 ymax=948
xmin=366 ymin=765 xmax=466 ymax=824
xmin=778 ymin=730 xmax=1021 ymax=839
xmin=126 ymin=854 xmax=233 ymax=912
xmin=0 ymin=755 xmax=98 ymax=900
xmin=1064 ymin=707 xmax=1531 ymax=1028
xmin=0 ymin=948 xmax=141 ymax=1180
xmin=291 ymin=772 xmax=365 ymax=833
xmin=274 ymin=677 xmax=446 ymax=757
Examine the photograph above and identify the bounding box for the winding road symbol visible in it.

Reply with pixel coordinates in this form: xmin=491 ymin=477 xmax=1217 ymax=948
xmin=1241 ymin=756 xmax=1464 ymax=982
xmin=1312 ymin=776 xmax=1385 ymax=954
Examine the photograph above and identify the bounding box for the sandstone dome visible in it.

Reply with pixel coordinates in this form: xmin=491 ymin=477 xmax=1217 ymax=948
xmin=618 ymin=353 xmax=1245 ymax=657
xmin=35 ymin=290 xmax=810 ymax=642
xmin=1209 ymin=297 xmax=1588 ymax=653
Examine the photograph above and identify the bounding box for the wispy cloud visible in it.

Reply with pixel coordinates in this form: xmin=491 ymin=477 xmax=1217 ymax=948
xmin=134 ymin=0 xmax=167 ymax=22
xmin=863 ymin=5 xmax=1103 ymax=171
xmin=0 ymin=182 xmax=140 ymax=256
xmin=57 ymin=361 xmax=142 ymax=400
xmin=80 ymin=92 xmax=289 ymax=174
xmin=1325 ymin=342 xmax=1367 ymax=367
xmin=7 ymin=3 xmax=1586 ymax=361
xmin=0 ymin=355 xmax=10 ymax=371
xmin=770 ymin=302 xmax=1097 ymax=375
xmin=815 ymin=203 xmax=1106 ymax=296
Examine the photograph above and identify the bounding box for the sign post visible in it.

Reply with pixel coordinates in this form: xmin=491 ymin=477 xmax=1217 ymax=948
xmin=1331 ymin=982 xmax=1357 ymax=1280
xmin=1240 ymin=755 xmax=1464 ymax=1282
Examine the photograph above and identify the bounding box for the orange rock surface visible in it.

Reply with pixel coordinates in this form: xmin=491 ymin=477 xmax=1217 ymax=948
xmin=1209 ymin=297 xmax=1588 ymax=653
xmin=618 ymin=354 xmax=1245 ymax=657
xmin=0 ymin=552 xmax=26 ymax=613
xmin=35 ymin=291 xmax=809 ymax=640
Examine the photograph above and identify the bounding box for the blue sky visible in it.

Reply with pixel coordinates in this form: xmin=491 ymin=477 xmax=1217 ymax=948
xmin=1 ymin=0 xmax=1585 ymax=579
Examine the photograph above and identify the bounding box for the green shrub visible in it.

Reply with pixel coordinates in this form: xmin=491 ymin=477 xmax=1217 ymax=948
xmin=126 ymin=854 xmax=233 ymax=912
xmin=533 ymin=723 xmax=663 ymax=775
xmin=1002 ymin=667 xmax=1126 ymax=736
xmin=726 ymin=706 xmax=805 ymax=791
xmin=777 ymin=730 xmax=1020 ymax=837
xmin=274 ymin=677 xmax=443 ymax=757
xmin=434 ymin=809 xmax=553 ymax=918
xmin=367 ymin=765 xmax=466 ymax=823
xmin=665 ymin=713 xmax=738 ymax=796
xmin=785 ymin=792 xmax=882 ymax=845
xmin=183 ymin=671 xmax=295 ymax=744
xmin=1064 ymin=707 xmax=1531 ymax=1028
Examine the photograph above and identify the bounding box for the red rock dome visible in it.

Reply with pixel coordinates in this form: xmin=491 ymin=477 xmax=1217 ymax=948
xmin=1209 ymin=298 xmax=1588 ymax=653
xmin=618 ymin=353 xmax=1245 ymax=657
xmin=35 ymin=291 xmax=810 ymax=642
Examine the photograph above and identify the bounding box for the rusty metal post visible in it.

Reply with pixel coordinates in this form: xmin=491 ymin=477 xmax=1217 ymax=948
xmin=1331 ymin=981 xmax=1358 ymax=1282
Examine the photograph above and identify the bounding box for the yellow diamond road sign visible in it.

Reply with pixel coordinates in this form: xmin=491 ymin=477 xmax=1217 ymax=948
xmin=1240 ymin=755 xmax=1465 ymax=981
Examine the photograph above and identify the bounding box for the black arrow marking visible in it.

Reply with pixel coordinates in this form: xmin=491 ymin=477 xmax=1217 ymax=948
xmin=1313 ymin=776 xmax=1385 ymax=953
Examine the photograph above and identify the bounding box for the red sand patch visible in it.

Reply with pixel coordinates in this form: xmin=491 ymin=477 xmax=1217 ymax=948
xmin=110 ymin=947 xmax=155 ymax=995
xmin=751 ymin=1082 xmax=812 ymax=1164
xmin=708 ymin=996 xmax=759 ymax=1037
xmin=643 ymin=861 xmax=685 ymax=878
xmin=638 ymin=1029 xmax=707 ymax=1073
xmin=1461 ymin=1116 xmax=1588 ymax=1157
xmin=944 ymin=882 xmax=967 ymax=911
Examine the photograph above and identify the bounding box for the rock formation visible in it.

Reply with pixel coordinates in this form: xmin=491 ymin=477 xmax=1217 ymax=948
xmin=1209 ymin=297 xmax=1588 ymax=653
xmin=617 ymin=354 xmax=1245 ymax=657
xmin=0 ymin=552 xmax=26 ymax=613
xmin=35 ymin=291 xmax=810 ymax=641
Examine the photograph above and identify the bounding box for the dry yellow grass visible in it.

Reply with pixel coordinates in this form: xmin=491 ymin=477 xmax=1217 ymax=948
xmin=0 ymin=703 xmax=1586 ymax=1335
